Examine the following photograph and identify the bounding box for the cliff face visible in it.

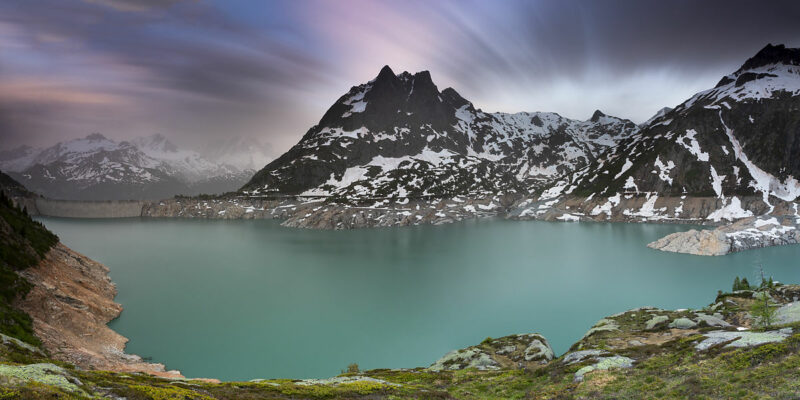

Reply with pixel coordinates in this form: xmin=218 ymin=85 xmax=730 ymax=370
xmin=14 ymin=243 xmax=182 ymax=378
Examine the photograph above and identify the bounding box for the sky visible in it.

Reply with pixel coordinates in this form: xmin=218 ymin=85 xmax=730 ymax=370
xmin=1 ymin=0 xmax=799 ymax=154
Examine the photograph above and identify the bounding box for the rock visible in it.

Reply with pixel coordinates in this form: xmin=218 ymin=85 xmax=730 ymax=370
xmin=0 ymin=363 xmax=86 ymax=396
xmin=0 ymin=333 xmax=45 ymax=356
xmin=775 ymin=302 xmax=800 ymax=325
xmin=648 ymin=216 xmax=800 ymax=256
xmin=296 ymin=376 xmax=400 ymax=387
xmin=428 ymin=348 xmax=500 ymax=372
xmin=694 ymin=313 xmax=731 ymax=328
xmin=562 ymin=349 xmax=607 ymax=365
xmin=695 ymin=329 xmax=793 ymax=351
xmin=582 ymin=319 xmax=620 ymax=339
xmin=574 ymin=356 xmax=634 ymax=382
xmin=645 ymin=315 xmax=669 ymax=330
xmin=669 ymin=317 xmax=698 ymax=329
xmin=429 ymin=333 xmax=553 ymax=371
xmin=647 ymin=229 xmax=730 ymax=256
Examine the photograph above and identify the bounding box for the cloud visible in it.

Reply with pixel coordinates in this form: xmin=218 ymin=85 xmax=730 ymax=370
xmin=81 ymin=0 xmax=185 ymax=12
xmin=0 ymin=0 xmax=799 ymax=154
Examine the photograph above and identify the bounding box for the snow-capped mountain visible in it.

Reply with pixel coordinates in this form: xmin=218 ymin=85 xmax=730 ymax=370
xmin=242 ymin=66 xmax=638 ymax=198
xmin=0 ymin=134 xmax=254 ymax=200
xmin=522 ymin=43 xmax=800 ymax=222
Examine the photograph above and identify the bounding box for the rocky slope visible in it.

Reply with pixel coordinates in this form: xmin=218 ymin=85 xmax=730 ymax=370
xmin=0 ymin=133 xmax=258 ymax=200
xmin=15 ymin=243 xmax=181 ymax=378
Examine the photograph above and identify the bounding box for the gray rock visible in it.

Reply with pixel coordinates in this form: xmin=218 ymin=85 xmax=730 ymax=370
xmin=574 ymin=356 xmax=634 ymax=382
xmin=695 ymin=329 xmax=792 ymax=351
xmin=669 ymin=317 xmax=698 ymax=329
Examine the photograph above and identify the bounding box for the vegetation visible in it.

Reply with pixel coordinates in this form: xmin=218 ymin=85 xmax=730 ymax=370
xmin=0 ymin=190 xmax=58 ymax=345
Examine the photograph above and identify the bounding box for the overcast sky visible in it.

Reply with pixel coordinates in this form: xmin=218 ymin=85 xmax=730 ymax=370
xmin=1 ymin=0 xmax=799 ymax=153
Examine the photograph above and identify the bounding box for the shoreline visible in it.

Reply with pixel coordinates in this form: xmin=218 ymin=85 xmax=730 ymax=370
xmin=17 ymin=192 xmax=800 ymax=255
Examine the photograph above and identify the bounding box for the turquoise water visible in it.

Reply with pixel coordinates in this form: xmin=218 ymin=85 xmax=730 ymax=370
xmin=39 ymin=217 xmax=800 ymax=380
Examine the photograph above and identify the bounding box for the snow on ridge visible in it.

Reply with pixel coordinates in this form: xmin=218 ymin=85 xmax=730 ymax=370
xmin=653 ymin=156 xmax=675 ymax=185
xmin=718 ymin=112 xmax=800 ymax=204
xmin=677 ymin=129 xmax=709 ymax=162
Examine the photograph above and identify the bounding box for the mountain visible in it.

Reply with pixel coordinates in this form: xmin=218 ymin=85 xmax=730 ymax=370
xmin=0 ymin=134 xmax=254 ymax=200
xmin=520 ymin=43 xmax=800 ymax=222
xmin=242 ymin=66 xmax=638 ymax=198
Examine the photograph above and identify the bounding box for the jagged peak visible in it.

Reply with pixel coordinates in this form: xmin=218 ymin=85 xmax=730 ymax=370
xmin=590 ymin=110 xmax=606 ymax=122
xmin=736 ymin=43 xmax=800 ymax=73
xmin=375 ymin=65 xmax=398 ymax=83
xmin=85 ymin=133 xmax=108 ymax=141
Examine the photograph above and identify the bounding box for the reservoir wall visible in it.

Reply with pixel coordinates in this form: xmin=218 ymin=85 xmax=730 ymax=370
xmin=31 ymin=198 xmax=145 ymax=218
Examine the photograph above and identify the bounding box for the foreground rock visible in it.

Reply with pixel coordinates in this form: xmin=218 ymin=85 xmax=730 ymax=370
xmin=647 ymin=215 xmax=800 ymax=255
xmin=14 ymin=244 xmax=182 ymax=378
xmin=429 ymin=333 xmax=554 ymax=371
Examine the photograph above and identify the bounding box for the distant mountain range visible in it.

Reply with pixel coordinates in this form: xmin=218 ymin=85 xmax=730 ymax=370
xmin=0 ymin=134 xmax=272 ymax=200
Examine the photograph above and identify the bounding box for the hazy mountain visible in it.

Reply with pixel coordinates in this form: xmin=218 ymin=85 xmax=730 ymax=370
xmin=0 ymin=134 xmax=255 ymax=200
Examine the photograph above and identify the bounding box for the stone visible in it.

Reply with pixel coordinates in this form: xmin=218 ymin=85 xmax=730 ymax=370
xmin=669 ymin=317 xmax=698 ymax=329
xmin=574 ymin=356 xmax=634 ymax=382
xmin=695 ymin=329 xmax=792 ymax=351
xmin=645 ymin=315 xmax=669 ymax=330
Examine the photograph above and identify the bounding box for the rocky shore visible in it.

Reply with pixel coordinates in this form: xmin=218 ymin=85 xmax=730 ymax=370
xmin=14 ymin=243 xmax=183 ymax=378
xmin=647 ymin=215 xmax=800 ymax=256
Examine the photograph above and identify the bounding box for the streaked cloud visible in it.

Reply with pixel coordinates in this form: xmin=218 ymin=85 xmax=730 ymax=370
xmin=0 ymin=0 xmax=798 ymax=153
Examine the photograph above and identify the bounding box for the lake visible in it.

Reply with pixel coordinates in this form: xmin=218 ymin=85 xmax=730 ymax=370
xmin=39 ymin=217 xmax=800 ymax=380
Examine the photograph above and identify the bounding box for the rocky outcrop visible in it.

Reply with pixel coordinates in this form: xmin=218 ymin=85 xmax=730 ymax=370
xmin=429 ymin=333 xmax=554 ymax=371
xmin=648 ymin=215 xmax=800 ymax=256
xmin=14 ymin=243 xmax=182 ymax=378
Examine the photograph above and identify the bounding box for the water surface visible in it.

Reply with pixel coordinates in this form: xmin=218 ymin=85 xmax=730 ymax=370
xmin=40 ymin=217 xmax=800 ymax=380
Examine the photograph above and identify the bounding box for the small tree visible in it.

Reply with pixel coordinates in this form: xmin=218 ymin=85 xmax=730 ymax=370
xmin=733 ymin=277 xmax=741 ymax=292
xmin=751 ymin=266 xmax=778 ymax=328
xmin=341 ymin=363 xmax=359 ymax=374
xmin=741 ymin=277 xmax=751 ymax=290
xmin=750 ymin=291 xmax=777 ymax=328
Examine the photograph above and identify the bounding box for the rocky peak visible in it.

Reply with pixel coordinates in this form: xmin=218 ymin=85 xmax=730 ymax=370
xmin=85 ymin=133 xmax=108 ymax=141
xmin=590 ymin=110 xmax=606 ymax=122
xmin=737 ymin=43 xmax=800 ymax=73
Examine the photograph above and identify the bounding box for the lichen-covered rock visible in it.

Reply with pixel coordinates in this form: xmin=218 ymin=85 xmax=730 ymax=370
xmin=0 ymin=363 xmax=86 ymax=395
xmin=695 ymin=328 xmax=793 ymax=351
xmin=574 ymin=356 xmax=634 ymax=382
xmin=429 ymin=333 xmax=553 ymax=371
xmin=582 ymin=318 xmax=620 ymax=339
xmin=669 ymin=317 xmax=698 ymax=329
xmin=775 ymin=302 xmax=800 ymax=325
xmin=645 ymin=315 xmax=669 ymax=330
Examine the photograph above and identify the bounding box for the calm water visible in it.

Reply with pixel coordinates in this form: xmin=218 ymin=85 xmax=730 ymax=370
xmin=39 ymin=217 xmax=800 ymax=380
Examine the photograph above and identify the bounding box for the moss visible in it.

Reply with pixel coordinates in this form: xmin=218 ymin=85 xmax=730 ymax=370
xmin=128 ymin=384 xmax=215 ymax=400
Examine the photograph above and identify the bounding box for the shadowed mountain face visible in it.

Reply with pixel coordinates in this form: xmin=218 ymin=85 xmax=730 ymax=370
xmin=243 ymin=66 xmax=638 ymax=198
